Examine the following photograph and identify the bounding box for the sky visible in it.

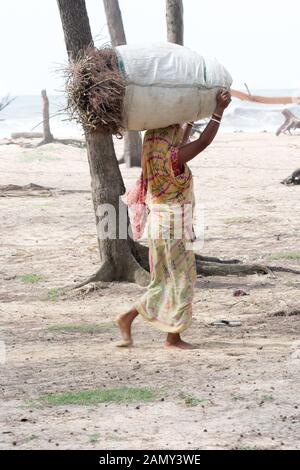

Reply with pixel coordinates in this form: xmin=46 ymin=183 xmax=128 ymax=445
xmin=1 ymin=0 xmax=300 ymax=95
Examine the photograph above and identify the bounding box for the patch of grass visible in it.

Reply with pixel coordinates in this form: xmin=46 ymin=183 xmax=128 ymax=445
xmin=89 ymin=433 xmax=101 ymax=444
xmin=26 ymin=434 xmax=39 ymax=442
xmin=261 ymin=394 xmax=274 ymax=402
xmin=183 ymin=395 xmax=208 ymax=407
xmin=106 ymin=433 xmax=124 ymax=442
xmin=47 ymin=322 xmax=114 ymax=334
xmin=268 ymin=251 xmax=300 ymax=261
xmin=20 ymin=149 xmax=61 ymax=163
xmin=47 ymin=288 xmax=59 ymax=301
xmin=232 ymin=395 xmax=244 ymax=401
xmin=20 ymin=274 xmax=43 ymax=284
xmin=224 ymin=217 xmax=256 ymax=225
xmin=35 ymin=387 xmax=158 ymax=407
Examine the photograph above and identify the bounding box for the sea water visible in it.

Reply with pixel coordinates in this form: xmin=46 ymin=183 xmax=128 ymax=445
xmin=0 ymin=89 xmax=299 ymax=139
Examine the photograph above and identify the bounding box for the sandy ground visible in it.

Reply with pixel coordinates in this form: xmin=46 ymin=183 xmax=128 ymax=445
xmin=0 ymin=132 xmax=299 ymax=450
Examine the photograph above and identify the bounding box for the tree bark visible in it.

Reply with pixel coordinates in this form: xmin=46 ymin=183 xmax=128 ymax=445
xmin=57 ymin=0 xmax=149 ymax=286
xmin=103 ymin=0 xmax=142 ymax=168
xmin=166 ymin=0 xmax=184 ymax=45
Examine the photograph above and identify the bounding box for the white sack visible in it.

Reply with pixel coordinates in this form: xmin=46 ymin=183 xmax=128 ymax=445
xmin=116 ymin=42 xmax=232 ymax=131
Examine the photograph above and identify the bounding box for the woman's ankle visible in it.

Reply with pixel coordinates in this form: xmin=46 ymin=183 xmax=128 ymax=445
xmin=166 ymin=333 xmax=181 ymax=345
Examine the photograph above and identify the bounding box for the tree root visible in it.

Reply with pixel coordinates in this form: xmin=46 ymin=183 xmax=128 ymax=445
xmin=71 ymin=242 xmax=300 ymax=290
xmin=268 ymin=266 xmax=300 ymax=275
xmin=196 ymin=260 xmax=272 ymax=277
xmin=195 ymin=254 xmax=240 ymax=265
xmin=72 ymin=253 xmax=150 ymax=289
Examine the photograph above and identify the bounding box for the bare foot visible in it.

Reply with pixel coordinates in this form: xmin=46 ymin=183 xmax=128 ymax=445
xmin=115 ymin=309 xmax=138 ymax=347
xmin=165 ymin=339 xmax=196 ymax=350
xmin=165 ymin=333 xmax=195 ymax=350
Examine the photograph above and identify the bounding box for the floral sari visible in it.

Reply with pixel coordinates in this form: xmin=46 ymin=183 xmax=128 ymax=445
xmin=123 ymin=124 xmax=197 ymax=333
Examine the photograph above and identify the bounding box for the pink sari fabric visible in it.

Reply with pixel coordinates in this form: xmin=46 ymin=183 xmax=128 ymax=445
xmin=123 ymin=172 xmax=148 ymax=240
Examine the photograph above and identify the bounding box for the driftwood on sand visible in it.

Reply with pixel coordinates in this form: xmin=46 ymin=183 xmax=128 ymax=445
xmin=0 ymin=183 xmax=90 ymax=198
xmin=11 ymin=132 xmax=43 ymax=139
xmin=276 ymin=109 xmax=300 ymax=136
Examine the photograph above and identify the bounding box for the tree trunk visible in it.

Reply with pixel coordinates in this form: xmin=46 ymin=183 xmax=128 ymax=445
xmin=103 ymin=0 xmax=142 ymax=168
xmin=57 ymin=0 xmax=93 ymax=57
xmin=57 ymin=0 xmax=149 ymax=286
xmin=40 ymin=89 xmax=54 ymax=144
xmin=84 ymin=131 xmax=149 ymax=285
xmin=123 ymin=131 xmax=142 ymax=167
xmin=166 ymin=0 xmax=184 ymax=45
xmin=103 ymin=0 xmax=126 ymax=45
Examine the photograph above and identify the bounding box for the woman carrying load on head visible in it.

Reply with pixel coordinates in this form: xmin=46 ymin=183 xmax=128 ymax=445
xmin=117 ymin=89 xmax=231 ymax=349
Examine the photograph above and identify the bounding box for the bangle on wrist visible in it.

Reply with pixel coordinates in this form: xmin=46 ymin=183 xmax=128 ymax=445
xmin=210 ymin=117 xmax=221 ymax=124
xmin=213 ymin=112 xmax=222 ymax=120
